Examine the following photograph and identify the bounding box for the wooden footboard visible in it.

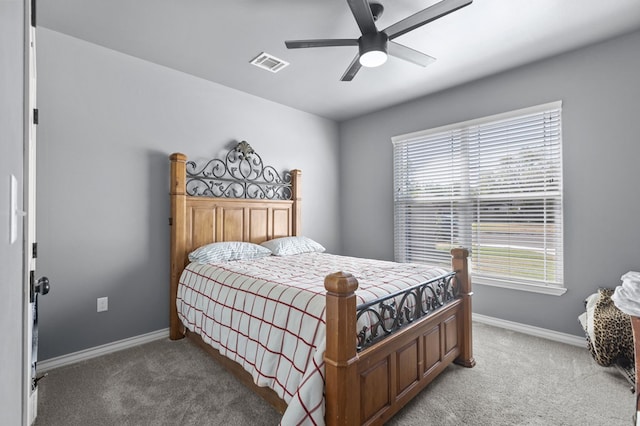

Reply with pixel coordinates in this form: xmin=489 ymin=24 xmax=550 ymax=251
xmin=324 ymin=248 xmax=474 ymax=425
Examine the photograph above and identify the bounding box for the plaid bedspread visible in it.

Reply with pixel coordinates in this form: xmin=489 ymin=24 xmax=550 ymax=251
xmin=177 ymin=252 xmax=449 ymax=425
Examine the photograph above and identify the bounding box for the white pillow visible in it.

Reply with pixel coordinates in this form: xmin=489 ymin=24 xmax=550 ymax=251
xmin=188 ymin=241 xmax=272 ymax=263
xmin=260 ymin=236 xmax=325 ymax=256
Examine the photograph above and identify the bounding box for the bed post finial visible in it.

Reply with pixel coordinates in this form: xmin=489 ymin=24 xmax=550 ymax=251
xmin=324 ymin=272 xmax=360 ymax=425
xmin=451 ymin=247 xmax=475 ymax=368
xmin=170 ymin=153 xmax=187 ymax=340
xmin=290 ymin=169 xmax=302 ymax=236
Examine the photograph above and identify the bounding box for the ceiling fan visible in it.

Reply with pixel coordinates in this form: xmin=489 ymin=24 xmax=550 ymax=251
xmin=285 ymin=0 xmax=472 ymax=81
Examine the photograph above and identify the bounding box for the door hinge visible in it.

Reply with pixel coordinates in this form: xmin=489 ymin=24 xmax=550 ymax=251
xmin=33 ymin=109 xmax=39 ymax=125
xmin=31 ymin=0 xmax=36 ymax=27
xmin=32 ymin=242 xmax=38 ymax=259
xmin=29 ymin=270 xmax=35 ymax=303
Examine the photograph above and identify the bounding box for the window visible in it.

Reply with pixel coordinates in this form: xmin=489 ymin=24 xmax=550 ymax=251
xmin=392 ymin=102 xmax=564 ymax=295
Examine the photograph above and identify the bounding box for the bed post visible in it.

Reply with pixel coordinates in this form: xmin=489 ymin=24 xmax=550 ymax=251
xmin=631 ymin=316 xmax=640 ymax=424
xmin=451 ymin=248 xmax=475 ymax=367
xmin=324 ymin=272 xmax=360 ymax=426
xmin=290 ymin=169 xmax=302 ymax=236
xmin=170 ymin=153 xmax=187 ymax=340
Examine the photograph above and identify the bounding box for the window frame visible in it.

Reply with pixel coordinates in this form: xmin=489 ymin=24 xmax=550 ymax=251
xmin=392 ymin=101 xmax=565 ymax=296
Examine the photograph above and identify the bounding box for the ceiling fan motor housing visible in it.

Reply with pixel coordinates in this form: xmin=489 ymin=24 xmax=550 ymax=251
xmin=358 ymin=31 xmax=389 ymax=56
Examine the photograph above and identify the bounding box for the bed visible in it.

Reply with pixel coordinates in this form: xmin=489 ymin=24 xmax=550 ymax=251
xmin=169 ymin=142 xmax=475 ymax=425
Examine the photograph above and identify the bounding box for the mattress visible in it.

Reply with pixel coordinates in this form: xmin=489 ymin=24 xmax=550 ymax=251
xmin=177 ymin=252 xmax=449 ymax=425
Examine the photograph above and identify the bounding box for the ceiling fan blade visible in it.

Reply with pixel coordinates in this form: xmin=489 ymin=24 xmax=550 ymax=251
xmin=347 ymin=0 xmax=378 ymax=35
xmin=388 ymin=41 xmax=436 ymax=67
xmin=285 ymin=39 xmax=358 ymax=49
xmin=340 ymin=54 xmax=362 ymax=81
xmin=384 ymin=0 xmax=472 ymax=40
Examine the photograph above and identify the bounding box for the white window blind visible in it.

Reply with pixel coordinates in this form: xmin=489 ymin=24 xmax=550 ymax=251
xmin=392 ymin=102 xmax=563 ymax=292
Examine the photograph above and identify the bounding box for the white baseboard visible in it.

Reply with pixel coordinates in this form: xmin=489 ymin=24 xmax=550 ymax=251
xmin=37 ymin=316 xmax=585 ymax=372
xmin=473 ymin=313 xmax=586 ymax=347
xmin=37 ymin=328 xmax=170 ymax=372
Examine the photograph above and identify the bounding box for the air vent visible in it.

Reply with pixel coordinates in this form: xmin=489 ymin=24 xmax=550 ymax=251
xmin=250 ymin=52 xmax=289 ymax=73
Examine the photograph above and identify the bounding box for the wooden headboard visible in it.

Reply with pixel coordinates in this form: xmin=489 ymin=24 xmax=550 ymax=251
xmin=169 ymin=145 xmax=301 ymax=339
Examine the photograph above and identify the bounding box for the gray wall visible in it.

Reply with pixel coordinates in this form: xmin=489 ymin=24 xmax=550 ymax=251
xmin=0 ymin=1 xmax=25 ymax=424
xmin=36 ymin=23 xmax=640 ymax=360
xmin=339 ymin=29 xmax=640 ymax=337
xmin=36 ymin=28 xmax=341 ymax=360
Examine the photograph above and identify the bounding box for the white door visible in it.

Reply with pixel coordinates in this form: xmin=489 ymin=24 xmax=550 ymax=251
xmin=25 ymin=0 xmax=48 ymax=423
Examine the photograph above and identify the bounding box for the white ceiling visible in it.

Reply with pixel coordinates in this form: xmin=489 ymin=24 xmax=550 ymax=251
xmin=38 ymin=0 xmax=640 ymax=121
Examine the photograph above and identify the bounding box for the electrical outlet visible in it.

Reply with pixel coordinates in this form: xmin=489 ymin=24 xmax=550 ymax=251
xmin=97 ymin=297 xmax=108 ymax=312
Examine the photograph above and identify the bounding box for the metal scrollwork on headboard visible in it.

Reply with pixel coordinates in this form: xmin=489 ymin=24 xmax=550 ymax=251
xmin=185 ymin=141 xmax=292 ymax=200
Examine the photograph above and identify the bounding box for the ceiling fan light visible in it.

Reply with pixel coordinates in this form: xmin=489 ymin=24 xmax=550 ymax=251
xmin=359 ymin=50 xmax=388 ymax=67
xmin=359 ymin=32 xmax=389 ymax=68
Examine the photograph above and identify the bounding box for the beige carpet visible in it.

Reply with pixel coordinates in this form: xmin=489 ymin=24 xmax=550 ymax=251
xmin=35 ymin=323 xmax=635 ymax=425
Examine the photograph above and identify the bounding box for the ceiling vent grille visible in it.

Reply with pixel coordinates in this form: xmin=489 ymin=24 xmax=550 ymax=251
xmin=250 ymin=52 xmax=289 ymax=73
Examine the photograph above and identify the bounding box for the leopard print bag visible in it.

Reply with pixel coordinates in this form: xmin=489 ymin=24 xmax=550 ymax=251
xmin=586 ymin=288 xmax=634 ymax=367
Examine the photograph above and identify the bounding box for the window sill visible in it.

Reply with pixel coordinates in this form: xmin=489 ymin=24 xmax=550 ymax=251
xmin=474 ymin=278 xmax=567 ymax=296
